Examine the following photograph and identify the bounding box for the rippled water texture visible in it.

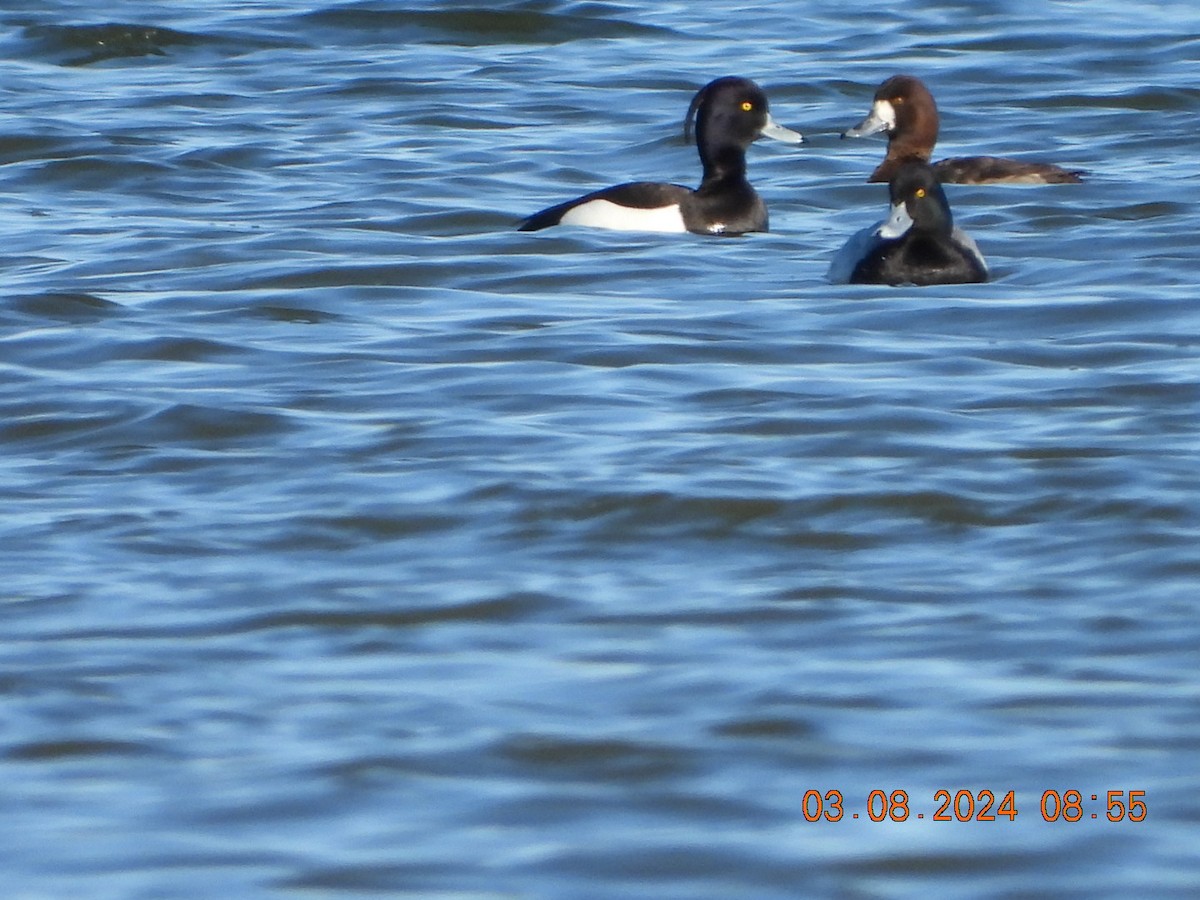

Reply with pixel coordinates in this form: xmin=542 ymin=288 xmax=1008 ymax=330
xmin=2 ymin=1 xmax=1199 ymax=896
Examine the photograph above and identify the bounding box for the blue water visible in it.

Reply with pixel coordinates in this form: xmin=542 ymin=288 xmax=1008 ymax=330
xmin=2 ymin=2 xmax=1198 ymax=897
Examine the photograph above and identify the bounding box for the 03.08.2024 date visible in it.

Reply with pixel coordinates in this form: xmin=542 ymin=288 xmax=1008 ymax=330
xmin=803 ymin=789 xmax=1147 ymax=823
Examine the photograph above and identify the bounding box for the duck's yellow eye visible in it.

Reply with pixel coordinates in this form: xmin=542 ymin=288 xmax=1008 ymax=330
xmin=915 ymin=188 xmax=926 ymax=199
xmin=740 ymin=101 xmax=753 ymax=111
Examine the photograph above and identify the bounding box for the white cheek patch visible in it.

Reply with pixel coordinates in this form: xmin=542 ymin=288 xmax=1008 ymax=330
xmin=559 ymin=199 xmax=688 ymax=233
xmin=873 ymin=100 xmax=897 ymax=131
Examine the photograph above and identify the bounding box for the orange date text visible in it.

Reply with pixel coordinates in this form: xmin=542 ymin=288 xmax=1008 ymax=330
xmin=802 ymin=789 xmax=1147 ymax=823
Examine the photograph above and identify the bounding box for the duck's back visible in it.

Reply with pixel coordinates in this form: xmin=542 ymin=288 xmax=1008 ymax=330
xmin=933 ymin=155 xmax=1085 ymax=185
xmin=518 ymin=182 xmax=692 ymax=232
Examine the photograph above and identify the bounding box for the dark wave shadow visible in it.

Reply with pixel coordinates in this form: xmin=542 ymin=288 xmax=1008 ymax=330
xmin=297 ymin=4 xmax=679 ymax=45
xmin=20 ymin=22 xmax=203 ymax=66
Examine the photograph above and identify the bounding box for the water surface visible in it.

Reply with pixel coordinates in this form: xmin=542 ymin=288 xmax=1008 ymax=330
xmin=1 ymin=1 xmax=1198 ymax=896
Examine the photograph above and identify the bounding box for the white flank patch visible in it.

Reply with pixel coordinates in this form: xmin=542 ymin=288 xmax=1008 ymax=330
xmin=559 ymin=199 xmax=688 ymax=233
xmin=953 ymin=227 xmax=988 ymax=273
xmin=827 ymin=223 xmax=880 ymax=283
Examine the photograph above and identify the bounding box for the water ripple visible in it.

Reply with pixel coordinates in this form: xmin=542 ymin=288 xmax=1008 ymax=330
xmin=1 ymin=1 xmax=1197 ymax=897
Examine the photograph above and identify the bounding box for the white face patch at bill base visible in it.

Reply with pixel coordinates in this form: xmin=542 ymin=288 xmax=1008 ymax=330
xmin=559 ymin=199 xmax=688 ymax=233
xmin=872 ymin=100 xmax=897 ymax=133
xmin=842 ymin=100 xmax=897 ymax=138
xmin=878 ymin=201 xmax=914 ymax=239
